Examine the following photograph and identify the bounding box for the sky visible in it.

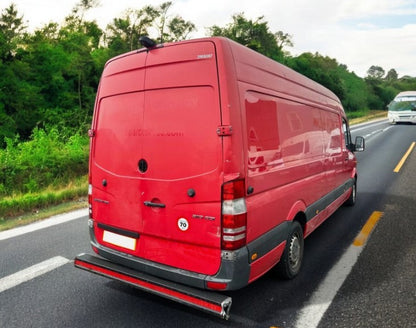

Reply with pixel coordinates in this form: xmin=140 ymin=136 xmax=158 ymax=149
xmin=7 ymin=0 xmax=416 ymax=77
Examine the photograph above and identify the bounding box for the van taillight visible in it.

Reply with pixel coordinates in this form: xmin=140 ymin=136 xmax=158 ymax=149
xmin=88 ymin=183 xmax=93 ymax=219
xmin=221 ymin=179 xmax=247 ymax=250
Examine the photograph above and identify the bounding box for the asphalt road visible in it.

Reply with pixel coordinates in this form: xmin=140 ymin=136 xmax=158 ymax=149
xmin=0 ymin=119 xmax=415 ymax=328
xmin=321 ymin=121 xmax=416 ymax=328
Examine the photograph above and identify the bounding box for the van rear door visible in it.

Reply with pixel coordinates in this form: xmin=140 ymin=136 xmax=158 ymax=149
xmin=91 ymin=41 xmax=223 ymax=276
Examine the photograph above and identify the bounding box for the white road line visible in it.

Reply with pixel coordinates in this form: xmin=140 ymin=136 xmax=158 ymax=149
xmin=0 ymin=256 xmax=70 ymax=293
xmin=0 ymin=208 xmax=88 ymax=241
xmin=361 ymin=126 xmax=393 ymax=142
xmin=295 ymin=211 xmax=383 ymax=328
xmin=294 ymin=246 xmax=362 ymax=328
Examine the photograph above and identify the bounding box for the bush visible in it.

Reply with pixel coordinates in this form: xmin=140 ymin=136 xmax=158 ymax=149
xmin=0 ymin=126 xmax=89 ymax=196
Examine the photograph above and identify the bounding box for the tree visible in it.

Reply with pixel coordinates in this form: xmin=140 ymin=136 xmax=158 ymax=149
xmin=0 ymin=4 xmax=26 ymax=61
xmin=166 ymin=15 xmax=195 ymax=42
xmin=208 ymin=13 xmax=284 ymax=60
xmin=155 ymin=2 xmax=172 ymax=43
xmin=385 ymin=68 xmax=398 ymax=82
xmin=0 ymin=102 xmax=16 ymax=146
xmin=285 ymin=52 xmax=346 ymax=101
xmin=105 ymin=2 xmax=194 ymax=52
xmin=73 ymin=0 xmax=100 ymax=20
xmin=275 ymin=31 xmax=293 ymax=55
xmin=25 ymin=27 xmax=71 ymax=110
xmin=153 ymin=2 xmax=195 ymax=43
xmin=0 ymin=4 xmax=45 ymax=139
xmin=367 ymin=65 xmax=385 ymax=79
xmin=336 ymin=68 xmax=369 ymax=112
xmin=56 ymin=3 xmax=104 ymax=125
xmin=106 ymin=5 xmax=159 ymax=54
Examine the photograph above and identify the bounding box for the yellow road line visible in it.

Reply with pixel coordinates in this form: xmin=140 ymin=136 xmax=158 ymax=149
xmin=393 ymin=141 xmax=416 ymax=173
xmin=353 ymin=211 xmax=383 ymax=247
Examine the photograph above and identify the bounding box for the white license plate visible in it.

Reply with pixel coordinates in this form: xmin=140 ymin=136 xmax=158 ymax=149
xmin=103 ymin=230 xmax=137 ymax=251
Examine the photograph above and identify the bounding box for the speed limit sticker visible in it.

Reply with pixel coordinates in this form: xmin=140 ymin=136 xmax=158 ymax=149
xmin=177 ymin=218 xmax=189 ymax=231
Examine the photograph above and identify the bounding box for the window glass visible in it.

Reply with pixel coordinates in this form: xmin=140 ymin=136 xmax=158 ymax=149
xmin=245 ymin=92 xmax=280 ymax=174
xmin=324 ymin=113 xmax=341 ymax=156
xmin=342 ymin=118 xmax=352 ymax=148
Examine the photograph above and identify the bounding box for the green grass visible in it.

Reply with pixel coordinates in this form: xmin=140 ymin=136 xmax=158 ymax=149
xmin=348 ymin=110 xmax=387 ymax=125
xmin=0 ymin=200 xmax=87 ymax=231
xmin=0 ymin=176 xmax=88 ymax=227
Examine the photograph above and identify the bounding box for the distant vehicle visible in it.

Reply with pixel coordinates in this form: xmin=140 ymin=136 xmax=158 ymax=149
xmin=75 ymin=36 xmax=365 ymax=319
xmin=387 ymin=91 xmax=416 ymax=124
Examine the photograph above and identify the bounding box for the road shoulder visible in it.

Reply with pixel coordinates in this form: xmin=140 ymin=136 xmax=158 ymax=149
xmin=321 ymin=143 xmax=416 ymax=327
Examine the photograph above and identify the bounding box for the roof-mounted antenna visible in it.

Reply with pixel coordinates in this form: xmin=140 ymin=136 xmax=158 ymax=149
xmin=139 ymin=36 xmax=157 ymax=50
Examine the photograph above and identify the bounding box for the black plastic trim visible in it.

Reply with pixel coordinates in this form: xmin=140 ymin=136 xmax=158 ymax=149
xmin=305 ymin=178 xmax=354 ymax=221
xmin=247 ymin=221 xmax=290 ymax=263
xmin=97 ymin=222 xmax=140 ymax=239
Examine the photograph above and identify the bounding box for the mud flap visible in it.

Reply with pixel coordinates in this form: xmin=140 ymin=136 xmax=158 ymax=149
xmin=74 ymin=253 xmax=232 ymax=319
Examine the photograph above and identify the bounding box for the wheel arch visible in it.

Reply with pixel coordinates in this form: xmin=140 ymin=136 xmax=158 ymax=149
xmin=286 ymin=201 xmax=307 ymax=234
xmin=293 ymin=211 xmax=307 ymax=235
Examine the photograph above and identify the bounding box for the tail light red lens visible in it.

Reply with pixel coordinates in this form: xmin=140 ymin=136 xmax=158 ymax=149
xmin=221 ymin=179 xmax=247 ymax=250
xmin=206 ymin=281 xmax=228 ymax=290
xmin=222 ymin=179 xmax=245 ymax=200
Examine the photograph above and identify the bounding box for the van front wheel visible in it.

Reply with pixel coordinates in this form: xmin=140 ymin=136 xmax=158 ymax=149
xmin=275 ymin=221 xmax=304 ymax=279
xmin=345 ymin=179 xmax=357 ymax=206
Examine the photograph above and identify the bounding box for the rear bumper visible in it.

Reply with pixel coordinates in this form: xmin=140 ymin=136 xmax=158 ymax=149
xmin=89 ymin=224 xmax=251 ymax=291
xmin=74 ymin=253 xmax=232 ymax=319
xmin=388 ymin=112 xmax=416 ymax=123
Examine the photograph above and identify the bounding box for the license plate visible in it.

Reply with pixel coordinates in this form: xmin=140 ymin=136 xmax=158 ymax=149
xmin=103 ymin=230 xmax=137 ymax=251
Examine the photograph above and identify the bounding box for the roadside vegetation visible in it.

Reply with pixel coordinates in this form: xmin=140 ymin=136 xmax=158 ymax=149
xmin=1 ymin=1 xmax=416 ymax=229
xmin=0 ymin=127 xmax=88 ymax=225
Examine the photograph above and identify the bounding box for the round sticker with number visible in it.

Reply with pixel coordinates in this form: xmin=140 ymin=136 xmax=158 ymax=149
xmin=177 ymin=218 xmax=189 ymax=231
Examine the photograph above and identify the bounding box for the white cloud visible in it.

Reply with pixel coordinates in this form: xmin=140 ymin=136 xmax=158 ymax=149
xmin=348 ymin=24 xmax=416 ymax=76
xmin=14 ymin=0 xmax=74 ymax=29
xmin=288 ymin=18 xmax=416 ymax=77
xmin=348 ymin=0 xmax=416 ymax=17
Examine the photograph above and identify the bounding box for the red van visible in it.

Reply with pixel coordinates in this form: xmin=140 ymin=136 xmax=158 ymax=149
xmin=75 ymin=37 xmax=364 ymax=318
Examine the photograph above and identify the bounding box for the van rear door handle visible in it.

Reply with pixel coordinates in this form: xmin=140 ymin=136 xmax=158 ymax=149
xmin=144 ymin=201 xmax=166 ymax=208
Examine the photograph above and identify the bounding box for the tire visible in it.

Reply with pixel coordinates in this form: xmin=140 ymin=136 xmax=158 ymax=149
xmin=275 ymin=221 xmax=304 ymax=279
xmin=345 ymin=179 xmax=356 ymax=206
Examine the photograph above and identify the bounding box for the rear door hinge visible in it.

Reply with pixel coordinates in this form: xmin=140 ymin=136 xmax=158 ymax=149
xmin=217 ymin=125 xmax=233 ymax=136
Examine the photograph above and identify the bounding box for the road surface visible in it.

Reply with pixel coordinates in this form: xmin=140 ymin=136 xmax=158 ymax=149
xmin=1 ymin=119 xmax=415 ymax=328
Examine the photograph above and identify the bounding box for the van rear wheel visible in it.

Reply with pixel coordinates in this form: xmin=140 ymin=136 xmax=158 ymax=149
xmin=275 ymin=221 xmax=304 ymax=279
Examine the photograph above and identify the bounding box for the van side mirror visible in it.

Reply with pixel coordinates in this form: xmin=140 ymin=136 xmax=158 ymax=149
xmin=354 ymin=136 xmax=365 ymax=152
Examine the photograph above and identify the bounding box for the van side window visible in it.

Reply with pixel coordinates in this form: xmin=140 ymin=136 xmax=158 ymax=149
xmin=245 ymin=91 xmax=326 ymax=175
xmin=342 ymin=119 xmax=353 ymax=150
xmin=324 ymin=113 xmax=342 ymax=156
xmin=246 ymin=92 xmax=280 ymax=174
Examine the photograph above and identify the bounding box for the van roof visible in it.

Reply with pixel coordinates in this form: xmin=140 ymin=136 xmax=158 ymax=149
xmin=221 ymin=37 xmax=341 ymax=106
xmin=104 ymin=37 xmax=343 ymax=112
xmin=395 ymin=91 xmax=416 ymax=99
